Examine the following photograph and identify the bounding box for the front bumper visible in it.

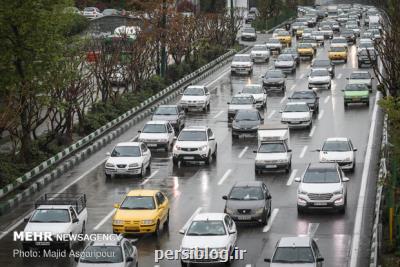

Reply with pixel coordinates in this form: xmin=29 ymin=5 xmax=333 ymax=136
xmin=231 ymin=67 xmax=252 ymax=74
xmin=308 ymin=82 xmax=330 ymax=89
xmin=180 ymin=102 xmax=206 ymax=109
xmin=251 ymin=55 xmax=269 ymax=62
xmin=140 ymin=141 xmax=168 ymax=149
xmin=275 ymin=66 xmax=295 ymax=73
xmin=297 ymin=195 xmax=345 ymax=210
xmin=263 ymin=83 xmax=285 ymax=92
xmin=266 ymin=46 xmax=281 ymax=52
xmin=105 ymin=167 xmax=141 ymax=175
xmin=241 ymin=35 xmax=257 ymax=41
xmin=344 ymin=97 xmax=369 ymax=104
xmin=228 ymin=211 xmax=264 ymax=222
xmin=173 ymin=153 xmax=209 ymax=162
xmin=232 ymin=127 xmax=258 ymax=135
xmin=281 ymin=120 xmax=312 ymax=128
xmin=112 ymin=223 xmax=157 ymax=234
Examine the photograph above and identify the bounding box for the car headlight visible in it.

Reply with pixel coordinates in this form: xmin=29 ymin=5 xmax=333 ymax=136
xmin=333 ymin=189 xmax=343 ymax=195
xmin=344 ymin=157 xmax=351 ymax=161
xmin=141 ymin=220 xmax=155 ymax=225
xmin=174 ymin=145 xmax=181 ymax=150
xmin=199 ymin=145 xmax=208 ymax=151
xmin=251 ymin=125 xmax=260 ymax=130
xmin=225 ymin=207 xmax=234 ymax=214
xmin=232 ymin=122 xmax=240 ymax=129
xmin=255 ymin=207 xmax=264 ymax=214
xmin=113 ymin=220 xmax=124 ymax=225
xmin=298 ymin=189 xmax=308 ymax=195
xmin=198 ymin=100 xmax=205 ymax=104
xmin=276 ymin=159 xmax=288 ymax=163
xmin=105 ymin=162 xmax=115 ymax=168
xmin=128 ymin=163 xmax=139 ymax=168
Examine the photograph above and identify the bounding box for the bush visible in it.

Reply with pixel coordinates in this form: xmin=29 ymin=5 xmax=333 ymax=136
xmin=252 ymin=7 xmax=296 ymax=31
xmin=141 ymin=75 xmax=166 ymax=94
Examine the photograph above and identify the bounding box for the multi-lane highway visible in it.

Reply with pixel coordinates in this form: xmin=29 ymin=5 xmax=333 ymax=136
xmin=0 ymin=7 xmax=383 ymax=267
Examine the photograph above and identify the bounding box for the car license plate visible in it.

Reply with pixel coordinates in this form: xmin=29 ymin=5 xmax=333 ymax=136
xmin=353 ymin=98 xmax=360 ymax=101
xmin=184 ymin=156 xmax=195 ymax=160
xmin=147 ymin=144 xmax=157 ymax=147
xmin=314 ymin=202 xmax=327 ymax=206
xmin=35 ymin=242 xmax=50 ymax=246
xmin=266 ymin=165 xmax=277 ymax=168
xmin=237 ymin=215 xmax=251 ymax=220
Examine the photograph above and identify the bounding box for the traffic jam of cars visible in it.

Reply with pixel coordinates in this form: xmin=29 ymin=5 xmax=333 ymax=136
xmin=3 ymin=3 xmax=384 ymax=267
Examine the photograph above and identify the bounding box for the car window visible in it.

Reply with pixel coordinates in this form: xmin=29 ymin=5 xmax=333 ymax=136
xmin=80 ymin=246 xmax=123 ymax=263
xmin=229 ymin=186 xmax=264 ymax=200
xmin=123 ymin=242 xmax=131 ymax=259
xmin=70 ymin=207 xmax=78 ymax=221
xmin=154 ymin=106 xmax=178 ymax=115
xmin=178 ymin=131 xmax=207 ymax=141
xmin=187 ymin=220 xmax=226 ymax=236
xmin=184 ymin=87 xmax=204 ymax=96
xmin=120 ymin=196 xmax=155 ymax=210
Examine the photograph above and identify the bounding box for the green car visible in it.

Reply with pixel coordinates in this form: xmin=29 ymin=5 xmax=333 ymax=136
xmin=342 ymin=84 xmax=370 ymax=107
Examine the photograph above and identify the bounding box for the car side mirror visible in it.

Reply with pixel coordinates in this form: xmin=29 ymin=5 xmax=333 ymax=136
xmin=343 ymin=177 xmax=350 ymax=182
xmin=294 ymin=177 xmax=301 ymax=182
xmin=114 ymin=203 xmax=120 ymax=209
xmin=126 ymin=257 xmax=134 ymax=262
xmin=222 ymin=195 xmax=228 ymax=200
xmin=227 ymin=102 xmax=230 ymax=104
xmin=264 ymin=258 xmax=271 ymax=262
xmin=341 ymin=89 xmax=345 ymax=92
xmin=72 ymin=218 xmax=79 ymax=223
xmin=106 ymin=152 xmax=111 ymax=156
xmin=229 ymin=229 xmax=236 ymax=234
xmin=316 ymin=96 xmax=320 ymax=99
xmin=138 ymin=130 xmax=141 ymax=133
xmin=261 ymin=75 xmax=265 ymax=78
xmin=173 ymin=136 xmax=177 ymax=140
xmin=253 ymin=150 xmax=257 ymax=153
xmin=24 ymin=217 xmax=30 ymax=223
xmin=266 ymin=195 xmax=272 ymax=200
xmin=353 ymin=148 xmax=357 ymax=151
xmin=316 ymin=149 xmax=321 ymax=152
xmin=317 ymin=257 xmax=324 ymax=262
xmin=209 ymin=136 xmax=215 ymax=141
xmin=346 ymin=77 xmax=349 ymax=79
xmin=287 ymin=149 xmax=292 ymax=152
xmin=372 ymin=77 xmax=375 ymax=79
xmin=179 ymin=229 xmax=186 ymax=234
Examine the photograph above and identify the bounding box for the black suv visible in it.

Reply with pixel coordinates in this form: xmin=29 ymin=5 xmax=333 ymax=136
xmin=288 ymin=90 xmax=319 ymax=114
xmin=311 ymin=59 xmax=335 ymax=78
xmin=262 ymin=69 xmax=286 ymax=94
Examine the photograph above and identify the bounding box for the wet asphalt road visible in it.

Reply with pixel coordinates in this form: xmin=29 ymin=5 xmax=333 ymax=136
xmin=0 ymin=16 xmax=382 ymax=267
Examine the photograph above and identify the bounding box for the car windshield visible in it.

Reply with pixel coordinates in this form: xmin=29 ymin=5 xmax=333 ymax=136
xmin=258 ymin=143 xmax=286 ymax=153
xmin=80 ymin=246 xmax=123 ymax=263
xmin=233 ymin=55 xmax=250 ymax=62
xmin=332 ymin=38 xmax=346 ymax=44
xmin=120 ymin=196 xmax=155 ymax=210
xmin=235 ymin=111 xmax=258 ymax=121
xmin=311 ymin=69 xmax=329 ymax=77
xmin=268 ymin=39 xmax=280 ymax=44
xmin=252 ymin=46 xmax=268 ymax=51
xmin=322 ymin=141 xmax=351 ymax=151
xmin=291 ymin=92 xmax=315 ymax=99
xmin=229 ymin=186 xmax=263 ymax=200
xmin=350 ymin=72 xmax=370 ymax=79
xmin=186 ymin=220 xmax=226 ymax=236
xmin=330 ymin=47 xmax=346 ymax=52
xmin=243 ymin=28 xmax=255 ymax=33
xmin=272 ymin=247 xmax=315 ymax=263
xmin=312 ymin=31 xmax=323 ymax=36
xmin=154 ymin=106 xmax=177 ymax=115
xmin=345 ymin=84 xmax=369 ymax=91
xmin=184 ymin=87 xmax=204 ymax=96
xmin=278 ymin=55 xmax=293 ymax=61
xmin=242 ymin=85 xmax=263 ymax=94
xmin=313 ymin=60 xmax=330 ymax=67
xmin=178 ymin=131 xmax=207 ymax=141
xmin=359 ymin=42 xmax=373 ymax=48
xmin=284 ymin=104 xmax=309 ymax=112
xmin=278 ymin=31 xmax=290 ymax=36
xmin=30 ymin=209 xmax=70 ymax=223
xmin=84 ymin=7 xmax=96 ymax=11
xmin=265 ymin=71 xmax=284 ymax=78
xmin=321 ymin=26 xmax=331 ymax=30
xmin=111 ymin=146 xmax=141 ymax=157
xmin=142 ymin=124 xmax=166 ymax=133
xmin=341 ymin=30 xmax=353 ymax=35
xmin=231 ymin=96 xmax=253 ymax=104
xmin=297 ymin=43 xmax=312 ymax=48
xmin=303 ymin=168 xmax=340 ymax=183
xmin=103 ymin=9 xmax=117 ymax=15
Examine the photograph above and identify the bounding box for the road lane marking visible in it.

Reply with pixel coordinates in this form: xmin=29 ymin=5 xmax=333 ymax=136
xmin=238 ymin=146 xmax=248 ymax=159
xmin=268 ymin=110 xmax=276 ymax=119
xmin=93 ymin=209 xmax=116 ymax=230
xmin=299 ymin=74 xmax=305 ymax=79
xmin=280 ymin=96 xmax=287 ymax=104
xmin=218 ymin=169 xmax=232 ymax=185
xmin=204 ymin=68 xmax=231 ymax=87
xmin=342 ymin=64 xmax=346 ymax=69
xmin=245 ymin=264 xmax=252 ymax=267
xmin=309 ymin=125 xmax=316 ymax=137
xmin=337 ymin=73 xmax=343 ymax=79
xmin=299 ymin=146 xmax=308 ymax=159
xmin=263 ymin=208 xmax=279 ymax=232
xmin=318 ymin=109 xmax=324 ymax=120
xmin=286 ymin=169 xmax=298 ymax=186
xmin=213 ymin=110 xmax=224 ymax=119
xmin=350 ymin=92 xmax=381 ymax=267
xmin=324 ymin=95 xmax=330 ymax=104
xmin=181 ymin=207 xmax=202 ymax=232
xmin=290 ymin=84 xmax=296 ymax=91
xmin=307 ymin=223 xmax=320 ymax=237
xmin=306 ymin=65 xmax=310 ymax=69
xmin=140 ymin=170 xmax=159 ymax=185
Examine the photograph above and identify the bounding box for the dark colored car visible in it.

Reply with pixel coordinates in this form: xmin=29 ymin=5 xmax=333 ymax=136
xmin=223 ymin=181 xmax=272 ymax=225
xmin=288 ymin=90 xmax=320 ymax=113
xmin=231 ymin=109 xmax=263 ymax=137
xmin=340 ymin=29 xmax=356 ymax=44
xmin=152 ymin=105 xmax=185 ymax=132
xmin=311 ymin=59 xmax=335 ymax=78
xmin=357 ymin=49 xmax=378 ymax=67
xmin=262 ymin=69 xmax=286 ymax=94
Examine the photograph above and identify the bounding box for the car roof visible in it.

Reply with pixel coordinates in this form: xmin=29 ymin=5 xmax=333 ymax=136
xmin=127 ymin=189 xmax=159 ymax=197
xmin=193 ymin=213 xmax=226 ymax=221
xmin=233 ymin=181 xmax=263 ymax=187
xmin=115 ymin=142 xmax=141 ymax=147
xmin=145 ymin=120 xmax=168 ymax=125
xmin=91 ymin=238 xmax=124 ymax=246
xmin=308 ymin=162 xmax=338 ymax=169
xmin=325 ymin=137 xmax=349 ymax=142
xmin=278 ymin=236 xmax=312 ymax=247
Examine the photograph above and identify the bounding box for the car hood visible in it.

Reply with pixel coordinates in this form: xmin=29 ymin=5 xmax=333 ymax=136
xmin=113 ymin=209 xmax=157 ymax=221
xmin=181 ymin=95 xmax=206 ymax=101
xmin=152 ymin=114 xmax=178 ymax=121
xmin=231 ymin=61 xmax=252 ymax=66
xmin=282 ymin=112 xmax=310 ymax=119
xmin=228 ymin=104 xmax=254 ymax=111
xmin=226 ymin=199 xmax=265 ymax=210
xmin=251 ymin=51 xmax=269 ymax=55
xmin=248 ymin=93 xmax=264 ymax=101
xmin=320 ymin=151 xmax=353 ymax=161
xmin=256 ymin=152 xmax=288 ymax=161
xmin=270 ymin=263 xmax=316 ymax=267
xmin=330 ymin=43 xmax=347 ymax=48
xmin=344 ymin=90 xmax=369 ymax=97
xmin=266 ymin=43 xmax=282 ymax=47
xmin=24 ymin=223 xmax=70 ymax=234
xmin=175 ymin=141 xmax=208 ymax=148
xmin=77 ymin=262 xmax=124 ymax=267
xmin=242 ymin=32 xmax=256 ymax=36
xmin=309 ymin=76 xmax=330 ymax=83
xmin=181 ymin=235 xmax=229 ymax=249
xmin=348 ymin=79 xmax=371 ymax=85
xmin=290 ymin=99 xmax=315 ymax=105
xmin=106 ymin=157 xmax=142 ymax=165
xmin=275 ymin=61 xmax=294 ymax=67
xmin=299 ymin=182 xmax=342 ymax=194
xmin=139 ymin=132 xmax=168 ymax=140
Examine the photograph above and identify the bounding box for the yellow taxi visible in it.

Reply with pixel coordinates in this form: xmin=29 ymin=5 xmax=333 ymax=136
xmin=277 ymin=31 xmax=292 ymax=47
xmin=112 ymin=189 xmax=169 ymax=235
xmin=296 ymin=26 xmax=305 ymax=39
xmin=328 ymin=46 xmax=348 ymax=63
xmin=297 ymin=43 xmax=314 ymax=59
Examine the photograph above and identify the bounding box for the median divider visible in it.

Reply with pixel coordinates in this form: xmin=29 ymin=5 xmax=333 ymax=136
xmin=0 ymin=45 xmax=252 ymax=215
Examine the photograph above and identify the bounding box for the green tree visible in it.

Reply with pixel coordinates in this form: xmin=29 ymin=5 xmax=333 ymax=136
xmin=0 ymin=0 xmax=76 ymax=162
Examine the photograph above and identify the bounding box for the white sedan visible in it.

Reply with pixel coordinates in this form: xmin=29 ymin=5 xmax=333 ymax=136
xmin=240 ymin=84 xmax=267 ymax=109
xmin=138 ymin=121 xmax=175 ymax=151
xmin=318 ymin=137 xmax=357 ymax=171
xmin=347 ymin=71 xmax=374 ymax=91
xmin=308 ymin=68 xmax=332 ymax=90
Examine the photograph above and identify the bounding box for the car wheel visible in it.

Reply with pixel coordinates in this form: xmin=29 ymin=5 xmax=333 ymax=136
xmin=344 ymin=102 xmax=348 ymax=108
xmin=255 ymin=168 xmax=261 ymax=175
xmin=366 ymin=101 xmax=370 ymax=107
xmin=181 ymin=260 xmax=188 ymax=267
xmin=164 ymin=143 xmax=169 ymax=152
xmin=339 ymin=205 xmax=346 ymax=214
xmin=261 ymin=210 xmax=268 ymax=225
xmin=105 ymin=173 xmax=111 ymax=179
xmin=205 ymin=151 xmax=211 ymax=165
xmin=154 ymin=220 xmax=161 ymax=237
xmin=207 ymin=102 xmax=211 ymax=110
xmin=328 ymin=83 xmax=332 ymax=90
xmin=164 ymin=211 xmax=169 ymax=227
xmin=345 ymin=58 xmax=348 ymax=63
xmin=212 ymin=144 xmax=217 ymax=160
xmin=139 ymin=165 xmax=145 ymax=178
xmin=173 ymin=158 xmax=179 ymax=166
xmin=308 ymin=121 xmax=313 ymax=130
xmin=297 ymin=206 xmax=304 ymax=215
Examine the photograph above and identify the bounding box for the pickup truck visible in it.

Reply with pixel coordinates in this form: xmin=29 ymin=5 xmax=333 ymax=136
xmin=22 ymin=193 xmax=87 ymax=251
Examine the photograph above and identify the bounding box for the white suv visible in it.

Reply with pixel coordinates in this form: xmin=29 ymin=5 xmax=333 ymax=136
xmin=179 ymin=85 xmax=211 ymax=112
xmin=138 ymin=121 xmax=175 ymax=151
xmin=179 ymin=213 xmax=237 ymax=266
xmin=172 ymin=126 xmax=217 ymax=165
xmin=295 ymin=163 xmax=349 ymax=214
xmin=240 ymin=84 xmax=267 ymax=109
xmin=281 ymin=102 xmax=313 ymax=129
xmin=318 ymin=137 xmax=357 ymax=171
xmin=105 ymin=142 xmax=151 ymax=178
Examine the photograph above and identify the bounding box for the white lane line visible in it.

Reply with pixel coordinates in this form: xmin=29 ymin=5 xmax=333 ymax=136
xmin=318 ymin=109 xmax=324 ymax=120
xmin=204 ymin=68 xmax=231 ymax=87
xmin=309 ymin=125 xmax=316 ymax=137
xmin=324 ymin=95 xmax=331 ymax=104
xmin=342 ymin=64 xmax=346 ymax=69
xmin=0 ymin=134 xmax=140 ymax=240
xmin=337 ymin=73 xmax=343 ymax=79
xmin=299 ymin=74 xmax=305 ymax=79
xmin=280 ymin=96 xmax=287 ymax=104
xmin=307 ymin=222 xmax=320 ymax=237
xmin=268 ymin=110 xmax=276 ymax=119
xmin=218 ymin=169 xmax=232 ymax=185
xmin=290 ymin=84 xmax=296 ymax=91
xmin=263 ymin=208 xmax=279 ymax=232
xmin=299 ymin=146 xmax=308 ymax=159
xmin=140 ymin=170 xmax=159 ymax=185
xmin=245 ymin=264 xmax=252 ymax=267
xmin=181 ymin=207 xmax=202 ymax=232
xmin=93 ymin=209 xmax=116 ymax=230
xmin=286 ymin=169 xmax=298 ymax=186
xmin=306 ymin=65 xmax=310 ymax=69
xmin=349 ymin=92 xmax=381 ymax=267
xmin=238 ymin=146 xmax=249 ymax=159
xmin=213 ymin=110 xmax=224 ymax=119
